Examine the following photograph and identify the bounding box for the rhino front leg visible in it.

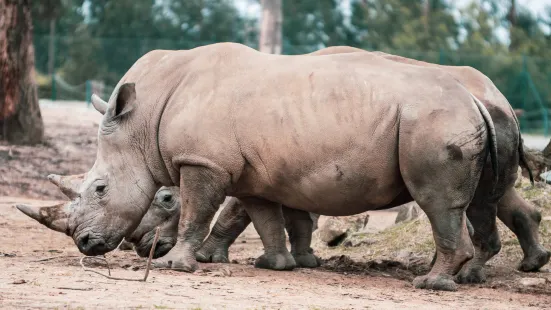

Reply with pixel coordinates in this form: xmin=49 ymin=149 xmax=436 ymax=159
xmin=282 ymin=206 xmax=321 ymax=268
xmin=196 ymin=198 xmax=252 ymax=263
xmin=161 ymin=166 xmax=228 ymax=272
xmin=243 ymin=198 xmax=296 ymax=270
xmin=497 ymin=188 xmax=550 ymax=271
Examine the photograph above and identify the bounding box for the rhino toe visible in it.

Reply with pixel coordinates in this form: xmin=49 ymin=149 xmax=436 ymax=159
xmin=413 ymin=274 xmax=457 ymax=291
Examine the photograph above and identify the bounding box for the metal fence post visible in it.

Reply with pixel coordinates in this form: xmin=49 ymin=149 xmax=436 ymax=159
xmin=51 ymin=74 xmax=56 ymax=101
xmin=85 ymin=80 xmax=91 ymax=107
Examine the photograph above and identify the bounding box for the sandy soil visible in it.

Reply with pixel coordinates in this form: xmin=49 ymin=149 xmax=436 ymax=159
xmin=1 ymin=102 xmax=550 ymax=309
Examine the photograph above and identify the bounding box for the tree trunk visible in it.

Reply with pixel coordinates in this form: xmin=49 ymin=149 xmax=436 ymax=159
xmin=0 ymin=0 xmax=44 ymax=144
xmin=259 ymin=0 xmax=282 ymax=54
xmin=422 ymin=0 xmax=430 ymax=35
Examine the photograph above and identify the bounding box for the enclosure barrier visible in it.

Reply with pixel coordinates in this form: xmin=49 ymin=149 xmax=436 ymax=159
xmin=34 ymin=35 xmax=551 ymax=135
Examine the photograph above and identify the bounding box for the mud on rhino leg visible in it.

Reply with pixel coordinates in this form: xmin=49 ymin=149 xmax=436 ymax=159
xmin=282 ymin=206 xmax=321 ymax=268
xmin=243 ymin=198 xmax=296 ymax=271
xmin=497 ymin=188 xmax=551 ymax=272
xmin=196 ymin=198 xmax=252 ymax=264
xmin=159 ymin=166 xmax=228 ymax=272
xmin=455 ymin=201 xmax=500 ymax=284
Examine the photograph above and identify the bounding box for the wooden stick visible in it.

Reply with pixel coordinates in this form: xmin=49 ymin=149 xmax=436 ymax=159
xmin=32 ymin=255 xmax=80 ymax=262
xmin=80 ymin=227 xmax=160 ymax=282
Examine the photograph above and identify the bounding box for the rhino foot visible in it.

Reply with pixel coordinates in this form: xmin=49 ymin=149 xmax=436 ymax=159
xmin=171 ymin=258 xmax=198 ymax=272
xmin=152 ymin=257 xmax=173 ymax=269
xmin=255 ymin=252 xmax=296 ymax=270
xmin=293 ymin=253 xmax=321 ymax=268
xmin=518 ymin=247 xmax=551 ymax=272
xmin=413 ymin=274 xmax=457 ymax=291
xmin=196 ymin=248 xmax=230 ymax=264
xmin=454 ymin=266 xmax=486 ymax=284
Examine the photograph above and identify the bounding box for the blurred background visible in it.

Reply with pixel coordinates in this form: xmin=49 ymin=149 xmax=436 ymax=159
xmin=29 ymin=0 xmax=551 ymax=134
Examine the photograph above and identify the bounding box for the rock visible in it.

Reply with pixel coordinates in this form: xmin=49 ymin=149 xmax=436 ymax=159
xmin=394 ymin=202 xmax=423 ymax=224
xmin=518 ymin=277 xmax=546 ymax=287
xmin=315 ymin=215 xmax=367 ymax=246
xmin=540 ymin=171 xmax=551 ymax=184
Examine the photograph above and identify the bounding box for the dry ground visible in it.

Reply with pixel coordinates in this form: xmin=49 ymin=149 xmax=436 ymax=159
xmin=0 ymin=101 xmax=550 ymax=309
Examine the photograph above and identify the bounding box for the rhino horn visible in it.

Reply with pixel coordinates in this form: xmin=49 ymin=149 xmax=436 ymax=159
xmin=16 ymin=203 xmax=70 ymax=235
xmin=91 ymin=93 xmax=108 ymax=115
xmin=47 ymin=173 xmax=84 ymax=199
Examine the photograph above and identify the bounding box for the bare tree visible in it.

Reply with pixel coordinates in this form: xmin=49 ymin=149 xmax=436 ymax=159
xmin=259 ymin=0 xmax=282 ymax=54
xmin=0 ymin=0 xmax=44 ymax=144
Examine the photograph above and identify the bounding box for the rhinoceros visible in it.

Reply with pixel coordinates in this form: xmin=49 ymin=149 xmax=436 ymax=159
xmin=192 ymin=46 xmax=550 ymax=282
xmin=31 ymin=42 xmax=511 ymax=291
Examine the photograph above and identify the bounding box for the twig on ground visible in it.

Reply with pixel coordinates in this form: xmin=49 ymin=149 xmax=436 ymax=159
xmin=56 ymin=286 xmax=92 ymax=291
xmin=32 ymin=255 xmax=80 ymax=262
xmin=79 ymin=227 xmax=160 ymax=282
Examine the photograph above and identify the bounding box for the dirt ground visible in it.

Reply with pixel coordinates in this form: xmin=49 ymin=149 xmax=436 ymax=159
xmin=1 ymin=101 xmax=550 ymax=309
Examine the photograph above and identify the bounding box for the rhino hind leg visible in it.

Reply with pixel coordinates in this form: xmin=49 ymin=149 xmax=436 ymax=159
xmin=497 ymin=188 xmax=551 ymax=272
xmin=430 ymin=217 xmax=474 ymax=268
xmin=454 ymin=202 xmax=501 ymax=284
xmin=196 ymin=198 xmax=252 ymax=263
xmin=243 ymin=198 xmax=296 ymax=271
xmin=282 ymin=206 xmax=321 ymax=268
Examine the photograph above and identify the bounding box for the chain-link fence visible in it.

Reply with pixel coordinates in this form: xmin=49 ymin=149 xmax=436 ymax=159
xmin=34 ymin=35 xmax=551 ymax=135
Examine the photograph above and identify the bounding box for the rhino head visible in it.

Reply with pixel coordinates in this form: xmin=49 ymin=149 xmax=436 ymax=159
xmin=17 ymin=174 xmax=180 ymax=258
xmin=25 ymin=81 xmax=172 ymax=256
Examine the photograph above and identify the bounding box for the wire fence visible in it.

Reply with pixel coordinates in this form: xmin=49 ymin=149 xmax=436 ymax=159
xmin=34 ymin=34 xmax=551 ymax=135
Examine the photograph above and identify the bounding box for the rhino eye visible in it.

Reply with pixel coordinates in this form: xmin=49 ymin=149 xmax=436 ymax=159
xmin=96 ymin=185 xmax=106 ymax=194
xmin=162 ymin=194 xmax=172 ymax=202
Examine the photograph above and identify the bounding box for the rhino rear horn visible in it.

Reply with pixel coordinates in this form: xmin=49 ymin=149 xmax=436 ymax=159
xmin=16 ymin=203 xmax=70 ymax=235
xmin=91 ymin=93 xmax=108 ymax=115
xmin=48 ymin=173 xmax=83 ymax=199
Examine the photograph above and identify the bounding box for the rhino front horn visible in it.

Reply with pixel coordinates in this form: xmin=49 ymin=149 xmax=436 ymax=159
xmin=48 ymin=173 xmax=82 ymax=199
xmin=16 ymin=203 xmax=70 ymax=235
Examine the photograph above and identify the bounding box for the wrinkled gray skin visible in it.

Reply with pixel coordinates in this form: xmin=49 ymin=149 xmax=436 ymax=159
xmin=16 ymin=180 xmax=180 ymax=260
xmin=44 ymin=43 xmax=506 ymax=291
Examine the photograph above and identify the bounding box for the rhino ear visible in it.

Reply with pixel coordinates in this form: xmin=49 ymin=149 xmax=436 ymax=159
xmin=109 ymin=83 xmax=137 ymax=118
xmin=91 ymin=94 xmax=108 ymax=115
xmin=16 ymin=203 xmax=70 ymax=235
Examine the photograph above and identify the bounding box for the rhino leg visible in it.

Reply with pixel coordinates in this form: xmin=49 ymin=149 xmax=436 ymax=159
xmin=455 ymin=201 xmax=501 ymax=284
xmin=497 ymin=188 xmax=550 ymax=271
xmin=430 ymin=217 xmax=475 ymax=268
xmin=243 ymin=198 xmax=296 ymax=271
xmin=282 ymin=206 xmax=321 ymax=268
xmin=159 ymin=166 xmax=228 ymax=272
xmin=196 ymin=198 xmax=251 ymax=263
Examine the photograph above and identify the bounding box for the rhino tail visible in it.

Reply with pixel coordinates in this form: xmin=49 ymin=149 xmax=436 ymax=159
xmin=471 ymin=94 xmax=499 ymax=194
xmin=506 ymin=104 xmax=535 ymax=185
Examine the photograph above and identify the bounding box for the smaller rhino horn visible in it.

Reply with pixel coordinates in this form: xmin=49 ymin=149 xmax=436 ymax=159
xmin=91 ymin=94 xmax=108 ymax=115
xmin=16 ymin=203 xmax=70 ymax=235
xmin=48 ymin=174 xmax=83 ymax=200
